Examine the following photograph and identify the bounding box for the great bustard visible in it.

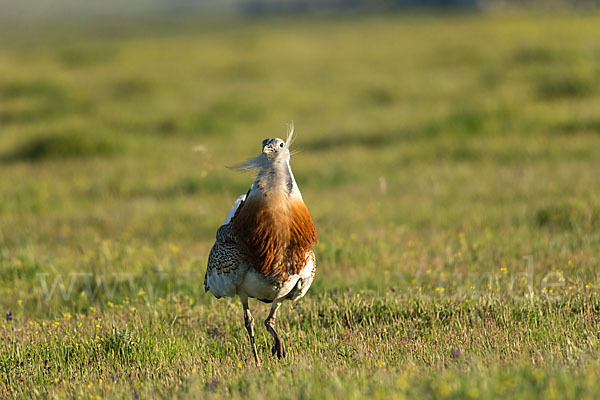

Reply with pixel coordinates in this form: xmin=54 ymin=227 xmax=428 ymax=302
xmin=204 ymin=125 xmax=317 ymax=366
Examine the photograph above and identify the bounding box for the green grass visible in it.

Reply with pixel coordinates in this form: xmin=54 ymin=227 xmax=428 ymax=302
xmin=1 ymin=12 xmax=600 ymax=399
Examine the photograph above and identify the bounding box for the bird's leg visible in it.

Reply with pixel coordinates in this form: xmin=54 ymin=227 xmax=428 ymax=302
xmin=241 ymin=296 xmax=261 ymax=367
xmin=264 ymin=301 xmax=285 ymax=359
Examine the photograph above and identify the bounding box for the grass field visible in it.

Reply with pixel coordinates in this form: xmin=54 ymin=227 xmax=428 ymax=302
xmin=1 ymin=12 xmax=600 ymax=399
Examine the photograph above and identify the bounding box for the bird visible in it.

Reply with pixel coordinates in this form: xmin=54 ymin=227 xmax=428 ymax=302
xmin=204 ymin=124 xmax=317 ymax=366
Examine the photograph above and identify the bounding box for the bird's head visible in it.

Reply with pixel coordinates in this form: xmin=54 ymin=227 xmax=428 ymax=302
xmin=261 ymin=137 xmax=288 ymax=162
xmin=232 ymin=124 xmax=295 ymax=171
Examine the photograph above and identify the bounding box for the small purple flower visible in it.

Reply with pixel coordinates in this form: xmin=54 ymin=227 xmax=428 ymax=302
xmin=451 ymin=348 xmax=462 ymax=359
xmin=134 ymin=390 xmax=139 ymax=399
xmin=390 ymin=287 xmax=396 ymax=293
xmin=6 ymin=311 xmax=12 ymax=321
xmin=207 ymin=378 xmax=219 ymax=390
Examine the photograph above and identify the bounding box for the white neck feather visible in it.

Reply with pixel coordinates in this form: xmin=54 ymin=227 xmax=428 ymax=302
xmin=250 ymin=159 xmax=302 ymax=200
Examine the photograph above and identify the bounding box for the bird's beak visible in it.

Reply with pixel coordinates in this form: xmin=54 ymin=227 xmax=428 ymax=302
xmin=263 ymin=145 xmax=274 ymax=154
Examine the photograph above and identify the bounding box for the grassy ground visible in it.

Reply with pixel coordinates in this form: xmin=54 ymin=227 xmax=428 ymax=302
xmin=1 ymin=12 xmax=600 ymax=399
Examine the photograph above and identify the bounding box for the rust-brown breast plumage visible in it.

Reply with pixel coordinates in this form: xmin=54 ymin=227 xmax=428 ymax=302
xmin=232 ymin=194 xmax=317 ymax=282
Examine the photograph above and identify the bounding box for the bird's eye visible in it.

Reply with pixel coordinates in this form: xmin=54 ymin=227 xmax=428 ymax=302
xmin=279 ymin=142 xmax=284 ymax=148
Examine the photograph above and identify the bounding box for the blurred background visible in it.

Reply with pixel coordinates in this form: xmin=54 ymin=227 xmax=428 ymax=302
xmin=1 ymin=0 xmax=599 ymax=308
xmin=2 ymin=0 xmax=600 ymax=20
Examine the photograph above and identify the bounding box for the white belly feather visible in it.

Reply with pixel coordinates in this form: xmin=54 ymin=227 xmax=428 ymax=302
xmin=206 ymin=251 xmax=314 ymax=301
xmin=238 ymin=251 xmax=315 ymax=302
xmin=206 ymin=263 xmax=249 ymax=298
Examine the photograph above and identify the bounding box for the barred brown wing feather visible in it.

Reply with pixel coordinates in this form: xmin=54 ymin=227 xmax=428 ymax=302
xmin=204 ymin=222 xmax=246 ymax=294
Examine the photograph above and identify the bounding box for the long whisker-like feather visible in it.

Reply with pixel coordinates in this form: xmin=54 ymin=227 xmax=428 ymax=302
xmin=285 ymin=122 xmax=295 ymax=151
xmin=228 ymin=155 xmax=267 ymax=172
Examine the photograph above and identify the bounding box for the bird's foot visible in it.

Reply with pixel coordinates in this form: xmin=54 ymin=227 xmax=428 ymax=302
xmin=271 ymin=337 xmax=286 ymax=359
